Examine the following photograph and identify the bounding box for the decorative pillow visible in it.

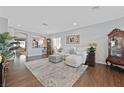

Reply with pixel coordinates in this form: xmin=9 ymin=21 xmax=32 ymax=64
xmin=69 ymin=48 xmax=76 ymax=54
xmin=76 ymin=51 xmax=87 ymax=57
xmin=62 ymin=47 xmax=69 ymax=53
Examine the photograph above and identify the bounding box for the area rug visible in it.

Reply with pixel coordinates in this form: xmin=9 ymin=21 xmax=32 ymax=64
xmin=24 ymin=58 xmax=88 ymax=87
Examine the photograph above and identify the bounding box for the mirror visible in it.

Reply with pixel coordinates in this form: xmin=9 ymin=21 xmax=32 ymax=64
xmin=111 ymin=36 xmax=123 ymax=58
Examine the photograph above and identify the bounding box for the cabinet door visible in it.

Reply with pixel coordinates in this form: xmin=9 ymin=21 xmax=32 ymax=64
xmin=121 ymin=39 xmax=124 ymax=59
xmin=110 ymin=36 xmax=122 ymax=58
xmin=85 ymin=52 xmax=95 ymax=66
xmin=0 ymin=64 xmax=2 ymax=87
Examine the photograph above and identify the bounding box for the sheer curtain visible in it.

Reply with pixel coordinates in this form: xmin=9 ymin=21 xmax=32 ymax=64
xmin=53 ymin=37 xmax=61 ymax=49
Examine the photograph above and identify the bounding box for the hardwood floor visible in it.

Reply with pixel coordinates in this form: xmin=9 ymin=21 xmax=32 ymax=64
xmin=6 ymin=55 xmax=43 ymax=87
xmin=73 ymin=64 xmax=124 ymax=87
xmin=6 ymin=55 xmax=124 ymax=87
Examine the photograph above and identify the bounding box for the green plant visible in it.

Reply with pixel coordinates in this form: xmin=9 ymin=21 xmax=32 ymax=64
xmin=87 ymin=42 xmax=97 ymax=52
xmin=89 ymin=43 xmax=97 ymax=49
xmin=0 ymin=32 xmax=20 ymax=63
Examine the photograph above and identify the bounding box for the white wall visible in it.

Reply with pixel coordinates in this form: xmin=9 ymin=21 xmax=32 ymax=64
xmin=8 ymin=27 xmax=43 ymax=57
xmin=0 ymin=17 xmax=8 ymax=33
xmin=49 ymin=17 xmax=124 ymax=64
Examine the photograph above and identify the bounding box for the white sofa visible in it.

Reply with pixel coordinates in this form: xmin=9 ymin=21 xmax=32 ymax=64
xmin=65 ymin=51 xmax=87 ymax=67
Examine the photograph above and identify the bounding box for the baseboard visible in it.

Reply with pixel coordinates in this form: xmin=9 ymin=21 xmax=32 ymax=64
xmin=95 ymin=60 xmax=106 ymax=65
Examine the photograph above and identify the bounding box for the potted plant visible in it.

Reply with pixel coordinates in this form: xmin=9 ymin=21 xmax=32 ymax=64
xmin=88 ymin=43 xmax=97 ymax=52
xmin=0 ymin=32 xmax=20 ymax=86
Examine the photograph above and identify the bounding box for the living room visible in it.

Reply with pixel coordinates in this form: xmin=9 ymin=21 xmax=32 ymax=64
xmin=0 ymin=5 xmax=124 ymax=89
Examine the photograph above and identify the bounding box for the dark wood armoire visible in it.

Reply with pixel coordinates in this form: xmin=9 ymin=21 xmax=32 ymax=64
xmin=106 ymin=28 xmax=124 ymax=66
xmin=47 ymin=38 xmax=53 ymax=56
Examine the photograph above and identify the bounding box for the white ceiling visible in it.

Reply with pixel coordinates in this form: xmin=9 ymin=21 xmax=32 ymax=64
xmin=0 ymin=6 xmax=124 ymax=34
xmin=14 ymin=32 xmax=27 ymax=39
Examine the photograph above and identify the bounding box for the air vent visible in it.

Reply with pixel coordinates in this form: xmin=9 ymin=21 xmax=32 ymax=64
xmin=92 ymin=6 xmax=100 ymax=10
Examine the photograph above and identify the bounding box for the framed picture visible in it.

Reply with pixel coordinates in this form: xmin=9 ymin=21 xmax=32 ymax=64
xmin=66 ymin=35 xmax=80 ymax=44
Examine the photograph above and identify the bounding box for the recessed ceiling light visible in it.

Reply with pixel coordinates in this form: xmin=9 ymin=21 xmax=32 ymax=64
xmin=42 ymin=23 xmax=48 ymax=26
xmin=73 ymin=22 xmax=77 ymax=26
xmin=17 ymin=24 xmax=22 ymax=27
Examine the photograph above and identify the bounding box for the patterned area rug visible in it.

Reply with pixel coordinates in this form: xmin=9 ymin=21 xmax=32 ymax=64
xmin=24 ymin=58 xmax=88 ymax=87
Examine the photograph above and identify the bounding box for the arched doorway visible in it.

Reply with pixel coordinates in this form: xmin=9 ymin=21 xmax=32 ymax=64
xmin=14 ymin=32 xmax=27 ymax=57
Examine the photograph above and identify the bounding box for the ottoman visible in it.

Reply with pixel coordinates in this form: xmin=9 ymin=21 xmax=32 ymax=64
xmin=49 ymin=55 xmax=63 ymax=63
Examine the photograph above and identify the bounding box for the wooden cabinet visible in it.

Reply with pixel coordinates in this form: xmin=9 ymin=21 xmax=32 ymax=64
xmin=0 ymin=63 xmax=2 ymax=87
xmin=0 ymin=63 xmax=7 ymax=87
xmin=47 ymin=38 xmax=53 ymax=56
xmin=106 ymin=28 xmax=124 ymax=66
xmin=85 ymin=50 xmax=95 ymax=67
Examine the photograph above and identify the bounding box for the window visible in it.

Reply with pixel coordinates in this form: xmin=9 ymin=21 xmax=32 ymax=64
xmin=53 ymin=37 xmax=61 ymax=49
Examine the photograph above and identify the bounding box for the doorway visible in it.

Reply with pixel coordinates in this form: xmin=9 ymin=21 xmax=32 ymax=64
xmin=14 ymin=32 xmax=27 ymax=57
